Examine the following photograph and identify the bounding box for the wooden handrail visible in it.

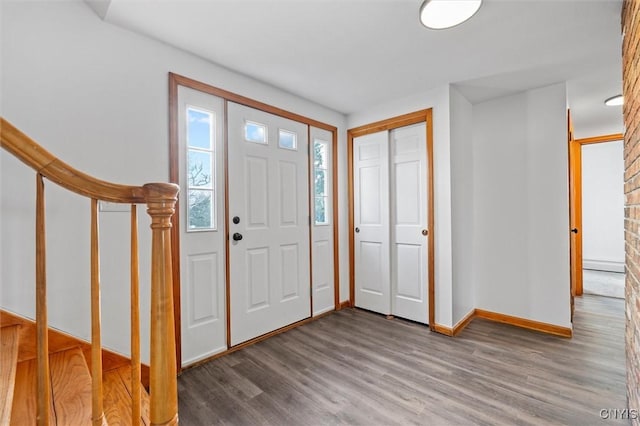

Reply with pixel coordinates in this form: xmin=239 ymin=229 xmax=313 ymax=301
xmin=0 ymin=118 xmax=147 ymax=203
xmin=1 ymin=117 xmax=180 ymax=424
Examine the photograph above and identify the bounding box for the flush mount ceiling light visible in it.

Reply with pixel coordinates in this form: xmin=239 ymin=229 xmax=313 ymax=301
xmin=419 ymin=0 xmax=482 ymax=30
xmin=604 ymin=94 xmax=624 ymax=106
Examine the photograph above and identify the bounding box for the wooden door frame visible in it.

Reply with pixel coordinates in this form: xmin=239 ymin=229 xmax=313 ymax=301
xmin=168 ymin=73 xmax=340 ymax=370
xmin=569 ymin=131 xmax=624 ymax=297
xmin=347 ymin=109 xmax=436 ymax=330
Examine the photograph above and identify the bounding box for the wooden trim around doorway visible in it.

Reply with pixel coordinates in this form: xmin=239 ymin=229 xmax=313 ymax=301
xmin=168 ymin=73 xmax=340 ymax=372
xmin=569 ymin=132 xmax=624 ymax=296
xmin=168 ymin=73 xmax=182 ymax=369
xmin=347 ymin=109 xmax=436 ymax=331
xmin=575 ymin=134 xmax=624 ymax=145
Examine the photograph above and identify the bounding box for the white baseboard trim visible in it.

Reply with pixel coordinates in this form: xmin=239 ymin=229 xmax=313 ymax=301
xmin=583 ymin=259 xmax=625 ymax=273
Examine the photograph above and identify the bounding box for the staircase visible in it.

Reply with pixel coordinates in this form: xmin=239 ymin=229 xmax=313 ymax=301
xmin=1 ymin=312 xmax=151 ymax=425
xmin=0 ymin=118 xmax=180 ymax=425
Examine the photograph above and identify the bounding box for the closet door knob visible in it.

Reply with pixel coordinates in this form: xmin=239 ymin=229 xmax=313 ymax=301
xmin=421 ymin=229 xmax=428 ymax=236
xmin=355 ymin=227 xmax=360 ymax=233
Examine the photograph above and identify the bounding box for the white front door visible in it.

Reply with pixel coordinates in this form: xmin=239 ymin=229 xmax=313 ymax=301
xmin=390 ymin=123 xmax=429 ymax=324
xmin=353 ymin=131 xmax=391 ymax=314
xmin=177 ymin=86 xmax=227 ymax=366
xmin=227 ymin=102 xmax=311 ymax=346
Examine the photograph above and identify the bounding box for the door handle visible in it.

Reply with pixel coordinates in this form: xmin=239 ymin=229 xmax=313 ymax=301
xmin=421 ymin=229 xmax=428 ymax=236
xmin=355 ymin=227 xmax=360 ymax=233
xmin=232 ymin=232 xmax=243 ymax=241
xmin=571 ymin=228 xmax=578 ymax=234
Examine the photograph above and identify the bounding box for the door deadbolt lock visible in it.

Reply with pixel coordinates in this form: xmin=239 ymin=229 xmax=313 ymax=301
xmin=421 ymin=229 xmax=428 ymax=236
xmin=355 ymin=227 xmax=360 ymax=233
xmin=232 ymin=216 xmax=240 ymax=224
xmin=232 ymin=232 xmax=243 ymax=241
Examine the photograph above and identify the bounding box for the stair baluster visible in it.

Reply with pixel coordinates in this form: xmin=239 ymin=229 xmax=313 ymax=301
xmin=35 ymin=174 xmax=51 ymax=426
xmin=130 ymin=205 xmax=142 ymax=425
xmin=90 ymin=199 xmax=106 ymax=425
xmin=1 ymin=118 xmax=180 ymax=425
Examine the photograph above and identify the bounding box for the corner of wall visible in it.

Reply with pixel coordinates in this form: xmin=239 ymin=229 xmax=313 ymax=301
xmin=84 ymin=0 xmax=111 ymax=20
xmin=448 ymin=85 xmax=475 ymax=325
xmin=471 ymin=83 xmax=571 ymax=328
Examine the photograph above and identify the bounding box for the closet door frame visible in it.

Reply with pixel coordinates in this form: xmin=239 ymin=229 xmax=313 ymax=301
xmin=347 ymin=109 xmax=435 ymax=330
xmin=169 ymin=73 xmax=340 ymax=370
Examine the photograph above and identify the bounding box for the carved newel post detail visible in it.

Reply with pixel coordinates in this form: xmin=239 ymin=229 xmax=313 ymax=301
xmin=144 ymin=183 xmax=180 ymax=426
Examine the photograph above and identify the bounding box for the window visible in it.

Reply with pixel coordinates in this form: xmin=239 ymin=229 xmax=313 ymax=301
xmin=245 ymin=121 xmax=267 ymax=144
xmin=313 ymin=139 xmax=330 ymax=225
xmin=187 ymin=107 xmax=216 ymax=230
xmin=278 ymin=129 xmax=297 ymax=150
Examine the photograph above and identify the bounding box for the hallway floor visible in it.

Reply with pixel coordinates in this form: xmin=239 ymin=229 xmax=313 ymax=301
xmin=178 ymin=295 xmax=626 ymax=425
xmin=583 ymin=269 xmax=625 ymax=299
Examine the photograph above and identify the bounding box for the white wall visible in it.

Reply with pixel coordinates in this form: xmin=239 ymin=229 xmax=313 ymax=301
xmin=473 ymin=83 xmax=571 ymax=327
xmin=348 ymin=86 xmax=455 ymax=327
xmin=582 ymin=141 xmax=625 ymax=272
xmin=1 ymin=1 xmax=575 ymax=348
xmin=449 ymin=86 xmax=475 ymax=325
xmin=0 ymin=0 xmax=347 ymax=359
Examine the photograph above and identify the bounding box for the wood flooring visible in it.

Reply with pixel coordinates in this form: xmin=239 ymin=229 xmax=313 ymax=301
xmin=1 ymin=310 xmax=152 ymax=425
xmin=178 ymin=295 xmax=627 ymax=425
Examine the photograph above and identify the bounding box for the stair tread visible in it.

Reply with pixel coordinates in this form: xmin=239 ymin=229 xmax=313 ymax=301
xmin=104 ymin=366 xmax=150 ymax=426
xmin=103 ymin=369 xmax=131 ymax=426
xmin=1 ymin=325 xmax=20 ymax=425
xmin=11 ymin=358 xmax=56 ymax=425
xmin=1 ymin=312 xmax=147 ymax=385
xmin=5 ymin=313 xmax=153 ymax=425
xmin=50 ymin=347 xmax=93 ymax=425
xmin=118 ymin=366 xmax=150 ymax=426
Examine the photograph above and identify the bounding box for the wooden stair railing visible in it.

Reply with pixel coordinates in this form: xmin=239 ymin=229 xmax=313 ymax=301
xmin=1 ymin=118 xmax=179 ymax=425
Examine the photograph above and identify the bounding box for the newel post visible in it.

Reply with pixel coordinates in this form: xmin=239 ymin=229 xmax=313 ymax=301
xmin=143 ymin=183 xmax=180 ymax=426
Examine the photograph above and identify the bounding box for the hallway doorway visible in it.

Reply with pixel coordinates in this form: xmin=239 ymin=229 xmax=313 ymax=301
xmin=569 ymin=133 xmax=624 ymax=300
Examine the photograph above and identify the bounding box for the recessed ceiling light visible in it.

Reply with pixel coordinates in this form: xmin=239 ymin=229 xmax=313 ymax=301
xmin=604 ymin=95 xmax=624 ymax=106
xmin=420 ymin=0 xmax=482 ymax=30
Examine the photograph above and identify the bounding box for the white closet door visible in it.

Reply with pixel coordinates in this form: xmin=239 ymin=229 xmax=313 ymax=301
xmin=227 ymin=102 xmax=310 ymax=346
xmin=390 ymin=123 xmax=429 ymax=324
xmin=177 ymin=86 xmax=227 ymax=366
xmin=310 ymin=127 xmax=335 ymax=316
xmin=354 ymin=131 xmax=391 ymax=314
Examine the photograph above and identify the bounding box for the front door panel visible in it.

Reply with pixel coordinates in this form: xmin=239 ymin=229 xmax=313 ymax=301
xmin=227 ymin=102 xmax=310 ymax=346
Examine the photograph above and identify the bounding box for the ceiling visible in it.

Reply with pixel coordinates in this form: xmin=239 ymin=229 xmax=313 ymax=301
xmin=93 ymin=0 xmax=624 ymax=137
